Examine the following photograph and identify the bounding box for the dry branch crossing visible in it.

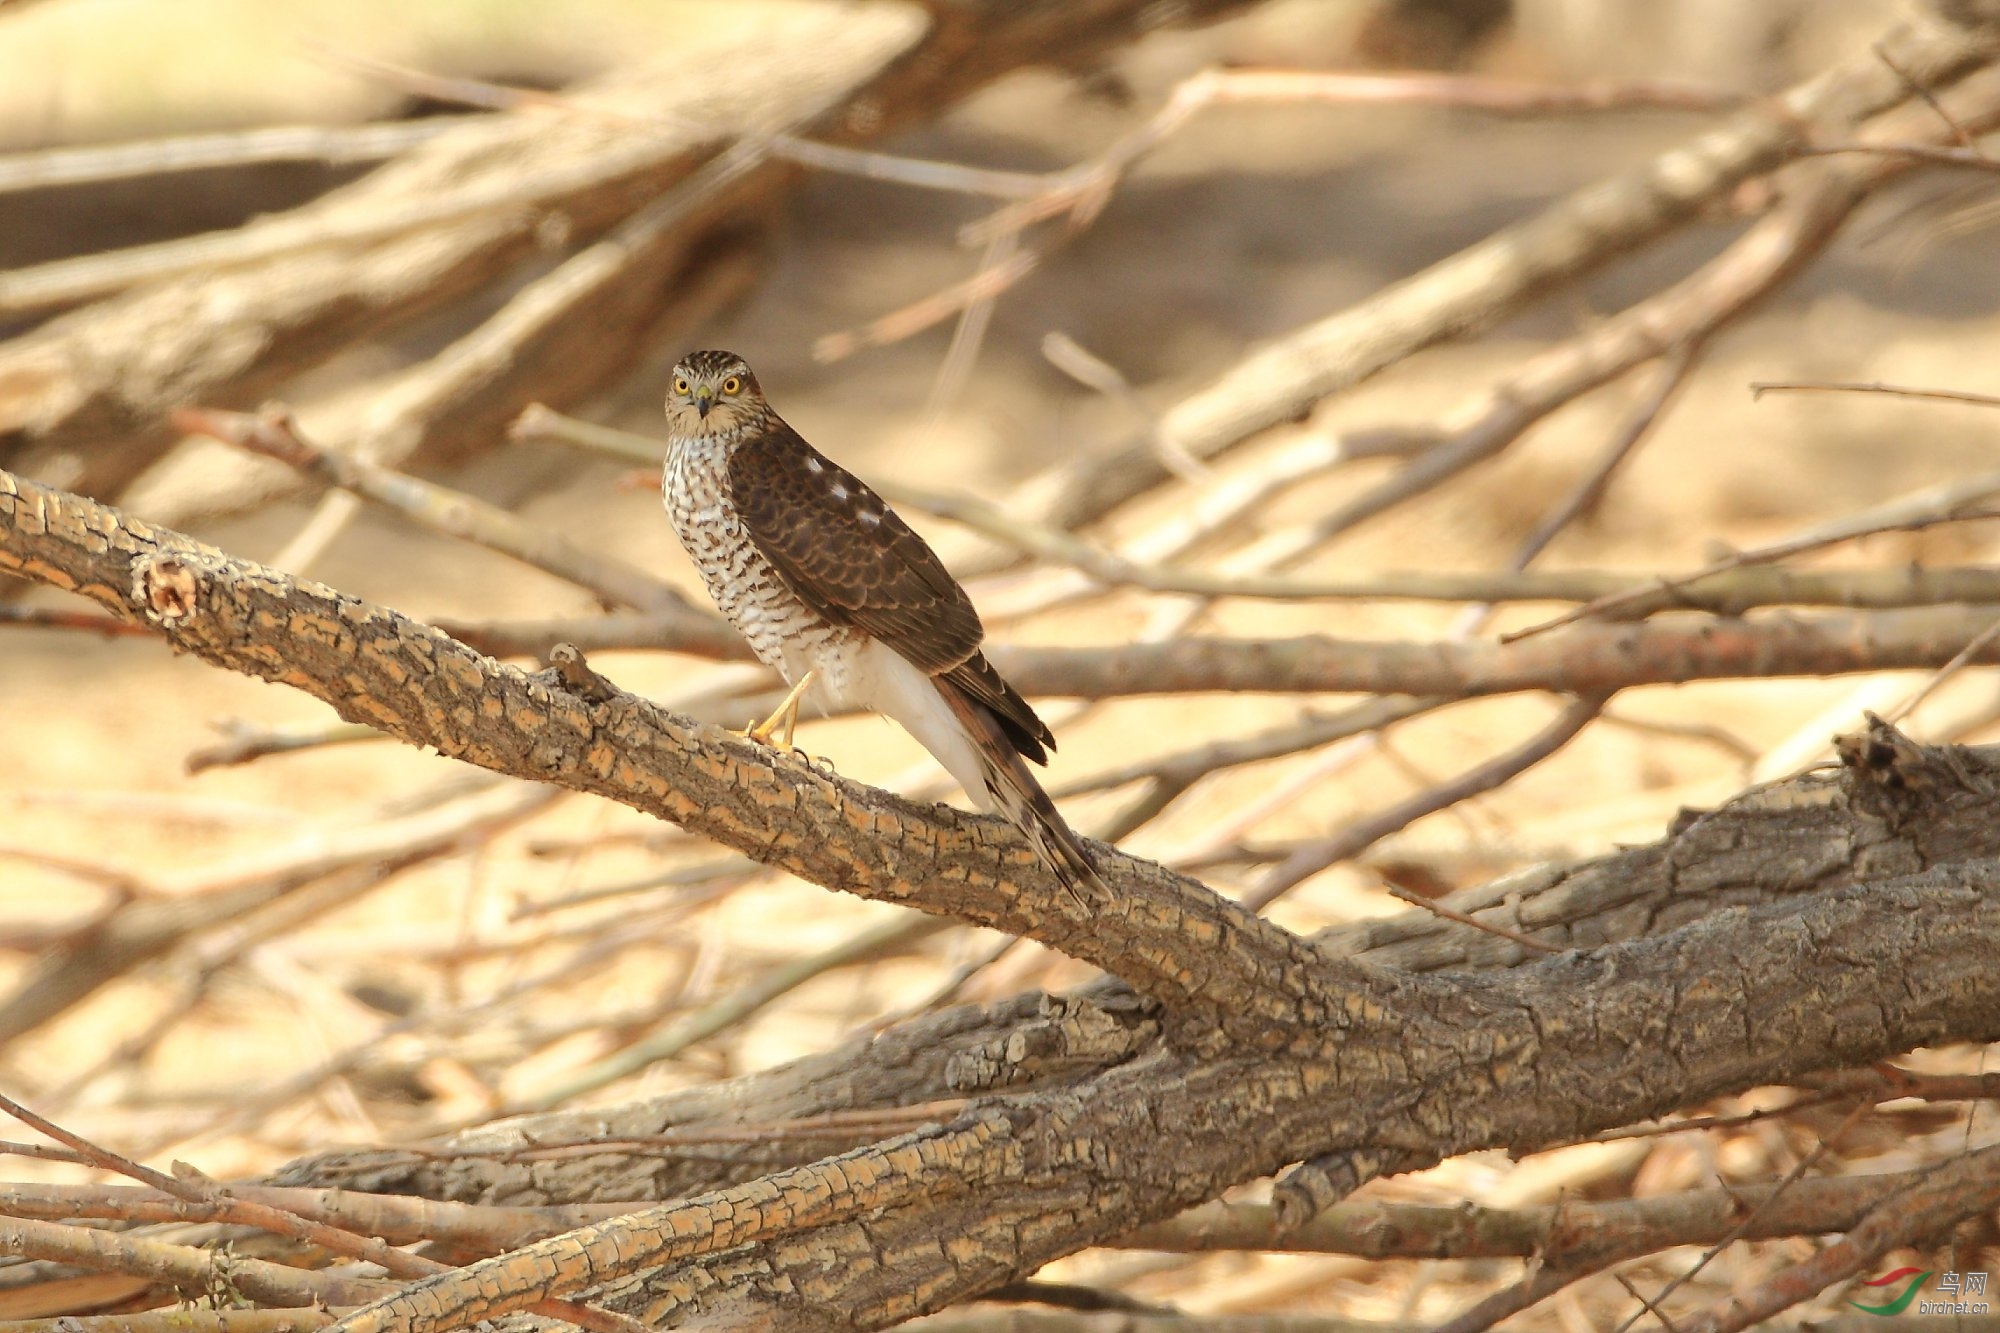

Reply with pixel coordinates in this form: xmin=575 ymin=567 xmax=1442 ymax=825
xmin=10 ymin=466 xmax=2000 ymax=1329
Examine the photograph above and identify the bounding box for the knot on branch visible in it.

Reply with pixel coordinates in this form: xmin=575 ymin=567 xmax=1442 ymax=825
xmin=1837 ymin=712 xmax=2000 ymax=819
xmin=1271 ymin=1147 xmax=1436 ymax=1231
xmin=944 ymin=993 xmax=1157 ymax=1093
xmin=132 ymin=552 xmax=206 ymax=625
xmin=1837 ymin=713 xmax=1938 ymax=790
xmin=534 ymin=643 xmax=622 ymax=705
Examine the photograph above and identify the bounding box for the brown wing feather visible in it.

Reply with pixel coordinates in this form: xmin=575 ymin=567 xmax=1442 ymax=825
xmin=730 ymin=417 xmax=1059 ymax=765
xmin=728 ymin=415 xmax=985 ymax=675
xmin=942 ymin=652 xmax=1053 ymax=764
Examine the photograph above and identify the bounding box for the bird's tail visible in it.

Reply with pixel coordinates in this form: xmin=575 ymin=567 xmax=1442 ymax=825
xmin=936 ymin=683 xmax=1105 ymax=908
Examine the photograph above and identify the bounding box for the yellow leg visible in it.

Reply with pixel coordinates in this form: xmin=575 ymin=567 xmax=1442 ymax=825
xmin=740 ymin=670 xmax=816 ymax=751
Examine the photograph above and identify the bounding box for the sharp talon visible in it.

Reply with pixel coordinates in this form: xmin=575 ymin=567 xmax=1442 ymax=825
xmin=736 ymin=670 xmax=817 ymax=754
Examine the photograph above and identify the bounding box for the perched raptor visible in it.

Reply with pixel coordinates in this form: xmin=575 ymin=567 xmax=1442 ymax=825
xmin=661 ymin=349 xmax=1104 ymax=903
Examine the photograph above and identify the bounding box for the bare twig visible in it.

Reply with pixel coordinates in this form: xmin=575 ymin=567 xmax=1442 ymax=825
xmin=0 ymin=117 xmax=482 ymax=194
xmin=0 ymin=1212 xmax=391 ymax=1308
xmin=1052 ymin=697 xmax=1440 ymax=802
xmin=814 ymin=246 xmax=1040 ymax=363
xmin=1884 ymin=610 xmax=2000 ymax=723
xmin=1510 ymin=342 xmax=1703 ymax=567
xmin=1245 ymin=694 xmax=1610 ymax=910
xmin=185 ymin=718 xmax=383 ymax=773
xmin=1117 ymin=1159 xmax=1977 ymax=1258
xmin=983 ymin=604 xmax=2000 ymax=708
xmin=922 ymin=227 xmax=1019 ymax=418
xmin=1042 ymin=332 xmax=1209 ymax=484
xmin=176 ymin=406 xmax=697 ymax=615
xmin=1382 ymin=883 xmax=1566 ymax=955
xmin=508 ymin=855 xmax=760 ymax=920
xmin=1611 ymin=1101 xmax=1871 ymax=1333
xmin=1751 ymin=377 xmax=2000 ymax=407
xmin=503 ymin=911 xmax=952 ymax=1115
xmin=1798 ymin=138 xmax=2000 ymax=168
xmin=1873 ymin=38 xmax=1986 ymax=153
xmin=1504 ymin=513 xmax=2000 ymax=642
xmin=0 ymin=606 xmax=151 ymax=637
xmin=0 ymin=1314 xmax=334 ymax=1333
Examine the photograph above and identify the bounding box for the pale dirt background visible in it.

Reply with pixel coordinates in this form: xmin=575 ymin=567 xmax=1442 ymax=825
xmin=3 ymin=0 xmax=2000 ymax=1320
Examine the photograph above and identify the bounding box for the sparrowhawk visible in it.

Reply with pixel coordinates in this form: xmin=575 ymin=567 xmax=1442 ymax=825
xmin=661 ymin=349 xmax=1104 ymax=903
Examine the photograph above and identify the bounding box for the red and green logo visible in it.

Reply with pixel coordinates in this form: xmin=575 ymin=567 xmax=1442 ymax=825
xmin=1849 ymin=1267 xmax=1932 ymax=1316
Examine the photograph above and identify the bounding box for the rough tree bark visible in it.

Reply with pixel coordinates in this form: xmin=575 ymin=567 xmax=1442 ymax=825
xmin=6 ymin=456 xmax=2000 ymax=1330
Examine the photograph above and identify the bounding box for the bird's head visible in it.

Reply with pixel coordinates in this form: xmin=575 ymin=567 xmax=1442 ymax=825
xmin=665 ymin=349 xmax=765 ymax=438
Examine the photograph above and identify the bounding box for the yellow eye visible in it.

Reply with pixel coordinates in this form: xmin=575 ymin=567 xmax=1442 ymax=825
xmin=721 ymin=376 xmax=742 ymax=395
xmin=673 ymin=377 xmax=690 ymax=395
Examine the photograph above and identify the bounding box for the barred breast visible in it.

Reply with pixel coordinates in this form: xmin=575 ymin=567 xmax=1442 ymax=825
xmin=663 ymin=431 xmax=853 ymax=692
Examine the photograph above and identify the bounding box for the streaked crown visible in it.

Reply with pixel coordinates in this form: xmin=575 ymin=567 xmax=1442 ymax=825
xmin=675 ymin=349 xmax=755 ymax=384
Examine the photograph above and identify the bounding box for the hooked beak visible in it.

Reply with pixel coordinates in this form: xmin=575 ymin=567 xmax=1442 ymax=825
xmin=693 ymin=389 xmax=713 ymax=419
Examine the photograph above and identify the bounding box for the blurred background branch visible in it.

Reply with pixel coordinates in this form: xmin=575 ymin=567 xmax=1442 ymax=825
xmin=9 ymin=0 xmax=2000 ymax=1328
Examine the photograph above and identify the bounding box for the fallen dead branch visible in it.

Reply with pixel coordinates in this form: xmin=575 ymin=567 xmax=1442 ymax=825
xmin=9 ymin=458 xmax=2000 ymax=1329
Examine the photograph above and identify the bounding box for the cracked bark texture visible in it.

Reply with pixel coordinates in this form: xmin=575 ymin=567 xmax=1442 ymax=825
xmin=314 ymin=869 xmax=2000 ymax=1333
xmin=0 ymin=469 xmax=1352 ymax=1029
xmin=9 ymin=465 xmax=2000 ymax=1329
xmin=288 ymin=721 xmax=2000 ymax=1208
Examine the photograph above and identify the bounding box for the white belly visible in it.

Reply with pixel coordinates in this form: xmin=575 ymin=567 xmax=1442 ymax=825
xmin=663 ymin=442 xmax=989 ymax=810
xmin=833 ymin=639 xmax=993 ymax=813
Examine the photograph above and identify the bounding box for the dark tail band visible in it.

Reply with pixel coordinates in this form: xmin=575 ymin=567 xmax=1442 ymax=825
xmin=935 ymin=680 xmax=1105 ymax=908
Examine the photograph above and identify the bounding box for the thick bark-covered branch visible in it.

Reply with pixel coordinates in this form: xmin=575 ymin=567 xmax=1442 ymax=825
xmin=319 ymin=865 xmax=2000 ymax=1333
xmin=282 ymin=714 xmax=2000 ymax=1216
xmin=0 ymin=466 xmax=1340 ymax=1031
xmin=9 ymin=465 xmax=2000 ymax=1332
xmin=1320 ymin=715 xmax=2000 ymax=969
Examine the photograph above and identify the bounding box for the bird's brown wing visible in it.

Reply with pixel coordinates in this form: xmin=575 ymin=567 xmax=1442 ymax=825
xmin=729 ymin=416 xmax=981 ymax=670
xmin=729 ymin=419 xmax=1056 ymax=762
